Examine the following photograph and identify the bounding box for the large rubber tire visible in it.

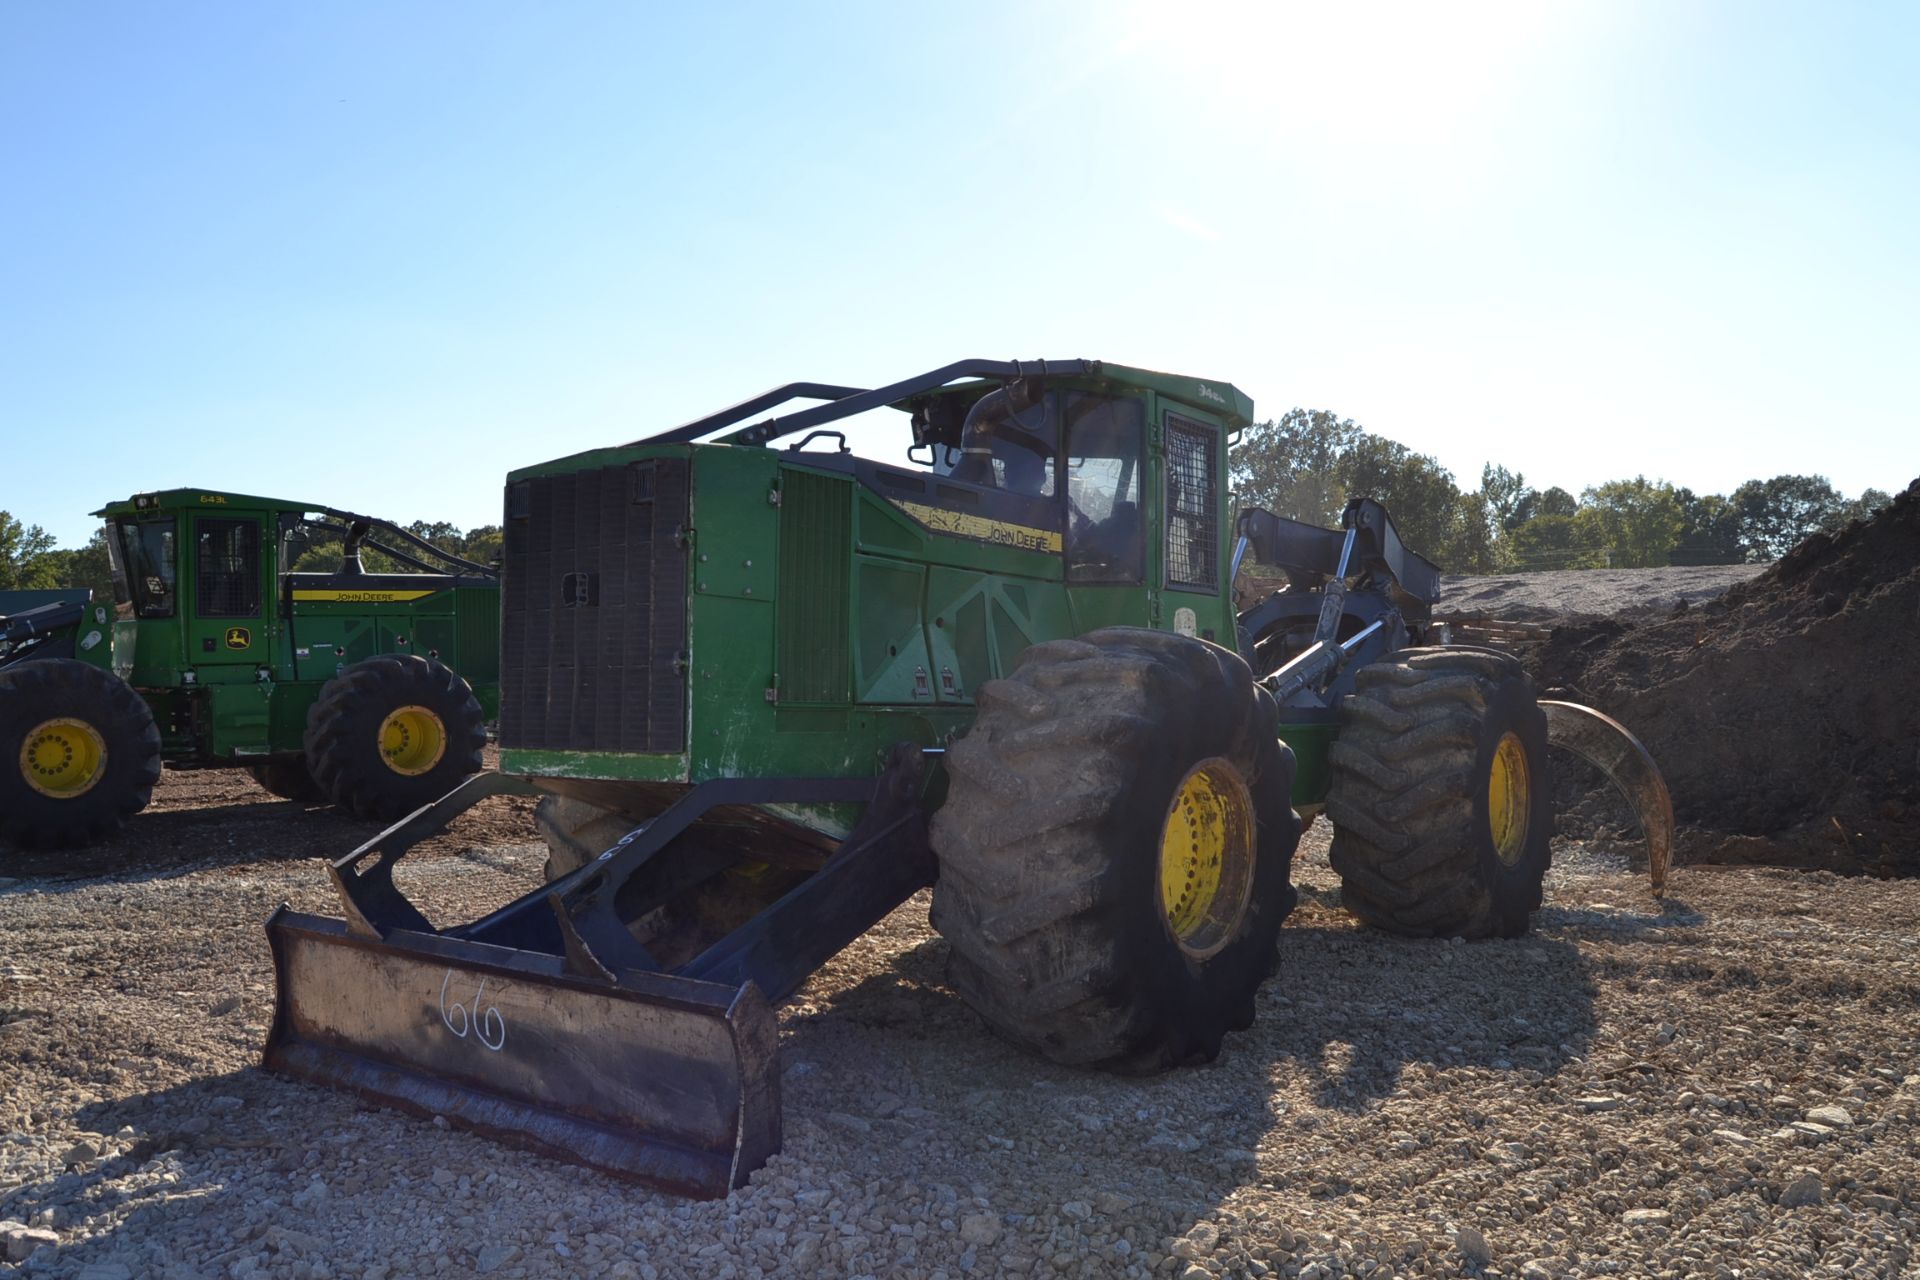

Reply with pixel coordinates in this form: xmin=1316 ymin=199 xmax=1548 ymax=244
xmin=304 ymin=655 xmax=486 ymax=822
xmin=929 ymin=627 xmax=1300 ymax=1071
xmin=246 ymin=757 xmax=325 ymax=803
xmin=1327 ymin=646 xmax=1552 ymax=939
xmin=0 ymin=659 xmax=161 ymax=850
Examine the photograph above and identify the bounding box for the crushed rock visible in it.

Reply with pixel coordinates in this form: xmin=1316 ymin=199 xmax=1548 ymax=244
xmin=0 ymin=759 xmax=1916 ymax=1279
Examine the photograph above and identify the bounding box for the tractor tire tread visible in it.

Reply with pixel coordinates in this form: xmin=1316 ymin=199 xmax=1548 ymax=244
xmin=929 ymin=627 xmax=1299 ymax=1070
xmin=304 ymin=654 xmax=486 ymax=822
xmin=1327 ymin=647 xmax=1552 ymax=939
xmin=0 ymin=658 xmax=161 ymax=850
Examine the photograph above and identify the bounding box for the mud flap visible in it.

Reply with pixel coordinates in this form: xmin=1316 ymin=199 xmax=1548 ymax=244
xmin=264 ymin=908 xmax=780 ymax=1199
xmin=1541 ymin=700 xmax=1674 ymax=896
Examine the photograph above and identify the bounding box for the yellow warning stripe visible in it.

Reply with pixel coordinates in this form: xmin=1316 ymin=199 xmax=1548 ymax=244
xmin=292 ymin=589 xmax=437 ymax=603
xmin=888 ymin=499 xmax=1062 ymax=554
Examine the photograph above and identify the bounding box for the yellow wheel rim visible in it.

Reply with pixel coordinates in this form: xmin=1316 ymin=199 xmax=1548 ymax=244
xmin=1157 ymin=757 xmax=1258 ymax=959
xmin=1489 ymin=731 xmax=1532 ymax=866
xmin=378 ymin=705 xmax=447 ymax=777
xmin=20 ymin=718 xmax=107 ymax=799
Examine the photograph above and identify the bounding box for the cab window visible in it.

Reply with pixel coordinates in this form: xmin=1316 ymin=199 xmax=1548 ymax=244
xmin=950 ymin=391 xmax=1058 ymax=498
xmin=196 ymin=519 xmax=262 ymax=617
xmin=113 ymin=519 xmax=178 ymax=619
xmin=1064 ymin=393 xmax=1145 ymax=583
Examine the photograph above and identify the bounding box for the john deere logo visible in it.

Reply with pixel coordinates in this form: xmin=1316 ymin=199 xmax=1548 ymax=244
xmin=224 ymin=627 xmax=252 ymax=650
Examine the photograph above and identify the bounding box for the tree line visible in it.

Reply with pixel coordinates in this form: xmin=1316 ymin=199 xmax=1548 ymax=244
xmin=0 ymin=426 xmax=1897 ymax=597
xmin=0 ymin=513 xmax=502 ymax=602
xmin=1231 ymin=409 xmax=1893 ymax=573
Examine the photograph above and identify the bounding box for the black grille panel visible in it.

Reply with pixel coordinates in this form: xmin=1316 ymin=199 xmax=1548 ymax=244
xmin=500 ymin=458 xmax=689 ymax=753
xmin=1164 ymin=414 xmax=1219 ymax=590
xmin=775 ymin=468 xmax=852 ymax=704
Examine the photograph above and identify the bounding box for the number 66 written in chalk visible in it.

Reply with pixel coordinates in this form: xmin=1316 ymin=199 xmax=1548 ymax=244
xmin=438 ymin=970 xmax=507 ymax=1052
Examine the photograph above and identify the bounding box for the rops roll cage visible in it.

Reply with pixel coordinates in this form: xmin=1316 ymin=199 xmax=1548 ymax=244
xmin=635 ymin=358 xmax=1103 ymax=452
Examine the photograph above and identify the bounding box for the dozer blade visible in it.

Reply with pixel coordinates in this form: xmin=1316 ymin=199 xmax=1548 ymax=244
xmin=262 ymin=746 xmax=933 ymax=1198
xmin=264 ymin=908 xmax=780 ymax=1199
xmin=1541 ymin=700 xmax=1674 ymax=896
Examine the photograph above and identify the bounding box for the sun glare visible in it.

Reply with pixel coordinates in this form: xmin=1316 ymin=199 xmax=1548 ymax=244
xmin=1119 ymin=0 xmax=1557 ymax=145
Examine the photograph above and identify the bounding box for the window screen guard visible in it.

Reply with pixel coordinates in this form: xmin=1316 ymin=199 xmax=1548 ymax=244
xmin=1163 ymin=414 xmax=1219 ymax=591
xmin=197 ymin=518 xmax=262 ymax=617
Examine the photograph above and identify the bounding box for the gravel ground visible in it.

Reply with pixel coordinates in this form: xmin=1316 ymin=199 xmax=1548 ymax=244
xmin=3 ymin=770 xmax=1916 ymax=1279
xmin=1434 ymin=566 xmax=1767 ymax=625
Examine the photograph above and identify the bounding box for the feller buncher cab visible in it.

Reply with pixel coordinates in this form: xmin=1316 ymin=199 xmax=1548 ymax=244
xmin=266 ymin=359 xmax=1673 ymax=1198
xmin=0 ymin=489 xmax=500 ymax=849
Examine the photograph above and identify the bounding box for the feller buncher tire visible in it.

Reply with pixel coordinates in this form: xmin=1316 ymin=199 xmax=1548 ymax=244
xmin=247 ymin=758 xmax=326 ymax=803
xmin=304 ymin=655 xmax=486 ymax=822
xmin=929 ymin=627 xmax=1300 ymax=1071
xmin=0 ymin=659 xmax=161 ymax=850
xmin=1327 ymin=646 xmax=1552 ymax=939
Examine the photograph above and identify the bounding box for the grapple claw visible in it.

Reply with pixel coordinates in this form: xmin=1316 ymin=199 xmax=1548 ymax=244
xmin=1541 ymin=700 xmax=1675 ymax=895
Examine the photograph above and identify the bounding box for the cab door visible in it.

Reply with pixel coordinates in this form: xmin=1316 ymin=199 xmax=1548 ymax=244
xmin=187 ymin=514 xmax=269 ymax=673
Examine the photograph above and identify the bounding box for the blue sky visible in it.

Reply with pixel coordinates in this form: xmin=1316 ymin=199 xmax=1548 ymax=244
xmin=4 ymin=1 xmax=1914 ymax=547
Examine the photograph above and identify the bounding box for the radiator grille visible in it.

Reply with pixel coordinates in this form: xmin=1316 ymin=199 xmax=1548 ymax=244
xmin=500 ymin=458 xmax=689 ymax=752
xmin=775 ymin=469 xmax=852 ymax=704
xmin=1164 ymin=414 xmax=1219 ymax=590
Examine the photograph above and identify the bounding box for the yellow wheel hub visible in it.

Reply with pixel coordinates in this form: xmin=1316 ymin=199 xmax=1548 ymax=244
xmin=378 ymin=705 xmax=447 ymax=777
xmin=1489 ymin=731 xmax=1532 ymax=866
xmin=20 ymin=718 xmax=107 ymax=799
xmin=1158 ymin=757 xmax=1257 ymax=959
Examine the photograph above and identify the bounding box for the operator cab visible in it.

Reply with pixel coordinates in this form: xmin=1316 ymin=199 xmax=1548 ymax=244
xmin=887 ymin=376 xmax=1154 ymax=585
xmin=101 ymin=497 xmax=275 ymax=681
xmin=96 ymin=491 xmax=498 ymax=693
xmin=630 ymin=359 xmax=1246 ymax=612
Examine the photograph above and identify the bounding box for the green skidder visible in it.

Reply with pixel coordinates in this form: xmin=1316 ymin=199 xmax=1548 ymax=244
xmin=0 ymin=490 xmax=499 ymax=849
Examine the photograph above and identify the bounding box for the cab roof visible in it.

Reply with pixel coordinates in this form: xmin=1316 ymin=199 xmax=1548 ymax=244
xmin=94 ymin=489 xmax=316 ymax=518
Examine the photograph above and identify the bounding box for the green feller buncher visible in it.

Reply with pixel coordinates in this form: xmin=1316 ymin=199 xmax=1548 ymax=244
xmin=0 ymin=491 xmax=500 ymax=851
xmin=265 ymin=360 xmax=1672 ymax=1197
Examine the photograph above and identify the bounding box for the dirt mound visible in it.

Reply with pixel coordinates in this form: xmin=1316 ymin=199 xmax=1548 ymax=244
xmin=1533 ymin=478 xmax=1920 ymax=875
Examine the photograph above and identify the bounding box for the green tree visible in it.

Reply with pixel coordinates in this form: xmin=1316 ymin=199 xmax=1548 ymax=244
xmin=1505 ymin=513 xmax=1603 ymax=571
xmin=293 ymin=517 xmax=498 ymax=574
xmin=1229 ymin=409 xmax=1363 ymax=526
xmin=1838 ymin=487 xmax=1893 ymax=528
xmin=457 ymin=525 xmax=503 ymax=565
xmin=1730 ymin=474 xmax=1849 ymax=560
xmin=0 ymin=511 xmax=59 ymax=590
xmin=405 ymin=520 xmax=463 ymax=550
xmin=1669 ymin=488 xmax=1744 ymax=566
xmin=1334 ymin=434 xmax=1464 ymax=566
xmin=1575 ymin=477 xmax=1682 ymax=568
xmin=32 ymin=527 xmax=115 ymax=600
xmin=404 ymin=519 xmax=501 ymax=567
xmin=1534 ymin=486 xmax=1579 ymax=518
xmin=288 ymin=537 xmax=402 ymax=574
xmin=1479 ymin=463 xmax=1537 ymax=532
xmin=1232 ymin=409 xmax=1504 ymax=572
xmin=1440 ymin=491 xmax=1505 ymax=573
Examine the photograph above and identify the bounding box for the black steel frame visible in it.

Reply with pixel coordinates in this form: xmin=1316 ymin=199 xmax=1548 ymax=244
xmin=323 ymin=744 xmax=932 ymax=1005
xmin=1235 ymin=497 xmax=1441 ymax=609
xmin=638 ymin=359 xmax=1100 ymax=449
xmin=0 ymin=600 xmax=86 ymax=669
